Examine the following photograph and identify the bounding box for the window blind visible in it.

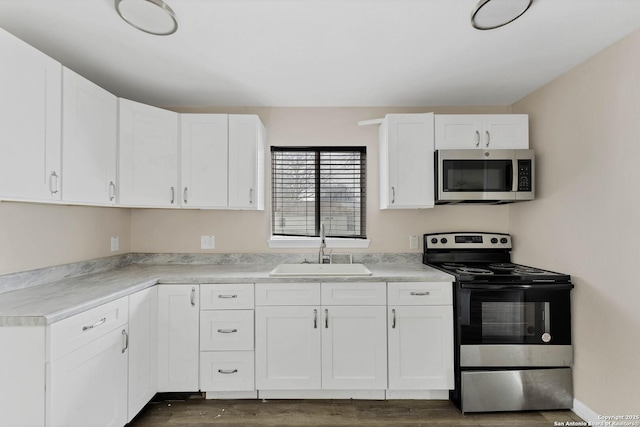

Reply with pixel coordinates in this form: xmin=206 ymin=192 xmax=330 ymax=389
xmin=271 ymin=147 xmax=366 ymax=238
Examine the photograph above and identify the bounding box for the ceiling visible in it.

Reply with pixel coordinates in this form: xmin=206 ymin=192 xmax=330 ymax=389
xmin=1 ymin=0 xmax=640 ymax=108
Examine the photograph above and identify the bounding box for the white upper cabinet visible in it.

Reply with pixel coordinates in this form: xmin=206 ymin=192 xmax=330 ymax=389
xmin=62 ymin=67 xmax=117 ymax=205
xmin=379 ymin=113 xmax=435 ymax=209
xmin=228 ymin=114 xmax=265 ymax=210
xmin=118 ymin=98 xmax=179 ymax=207
xmin=180 ymin=114 xmax=229 ymax=208
xmin=0 ymin=27 xmax=62 ymax=202
xmin=435 ymin=114 xmax=529 ymax=150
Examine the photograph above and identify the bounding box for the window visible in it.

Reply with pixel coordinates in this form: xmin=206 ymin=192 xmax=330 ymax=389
xmin=271 ymin=147 xmax=366 ymax=239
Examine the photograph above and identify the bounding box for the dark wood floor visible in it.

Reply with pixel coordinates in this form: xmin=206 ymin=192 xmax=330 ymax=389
xmin=127 ymin=394 xmax=584 ymax=427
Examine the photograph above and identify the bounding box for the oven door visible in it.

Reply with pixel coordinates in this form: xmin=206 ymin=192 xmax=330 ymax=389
xmin=436 ymin=149 xmax=517 ymax=202
xmin=458 ymin=284 xmax=572 ymax=367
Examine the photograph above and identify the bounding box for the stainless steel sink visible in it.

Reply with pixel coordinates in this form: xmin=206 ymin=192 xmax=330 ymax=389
xmin=269 ymin=263 xmax=372 ymax=277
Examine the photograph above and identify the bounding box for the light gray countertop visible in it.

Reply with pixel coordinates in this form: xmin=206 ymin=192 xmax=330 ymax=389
xmin=0 ymin=263 xmax=454 ymax=327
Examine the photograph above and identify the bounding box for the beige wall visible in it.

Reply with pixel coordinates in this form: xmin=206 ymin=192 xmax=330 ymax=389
xmin=132 ymin=106 xmax=510 ymax=254
xmin=510 ymin=30 xmax=640 ymax=414
xmin=0 ymin=202 xmax=131 ymax=275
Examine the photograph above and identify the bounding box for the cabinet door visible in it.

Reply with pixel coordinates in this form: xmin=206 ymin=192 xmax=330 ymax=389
xmin=380 ymin=113 xmax=434 ymax=209
xmin=228 ymin=115 xmax=265 ymax=210
xmin=47 ymin=326 xmax=128 ymax=427
xmin=62 ymin=67 xmax=117 ymax=205
xmin=119 ymin=98 xmax=179 ymax=207
xmin=157 ymin=285 xmax=199 ymax=392
xmin=255 ymin=306 xmax=321 ymax=390
xmin=128 ymin=287 xmax=158 ymax=422
xmin=0 ymin=28 xmax=62 ymax=202
xmin=388 ymin=306 xmax=454 ymax=390
xmin=482 ymin=114 xmax=529 ymax=149
xmin=321 ymin=306 xmax=387 ymax=390
xmin=180 ymin=114 xmax=228 ymax=208
xmin=434 ymin=114 xmax=483 ymax=150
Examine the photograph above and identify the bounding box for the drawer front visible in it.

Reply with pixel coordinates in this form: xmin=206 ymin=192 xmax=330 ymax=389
xmin=200 ymin=351 xmax=255 ymax=391
xmin=49 ymin=296 xmax=129 ymax=362
xmin=321 ymin=282 xmax=386 ymax=306
xmin=387 ymin=282 xmax=452 ymax=306
xmin=200 ymin=310 xmax=254 ymax=351
xmin=200 ymin=283 xmax=254 ymax=310
xmin=255 ymin=283 xmax=321 ymax=306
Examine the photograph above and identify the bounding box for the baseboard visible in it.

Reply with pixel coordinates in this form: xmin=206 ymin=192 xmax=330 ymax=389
xmin=573 ymin=398 xmax=599 ymax=424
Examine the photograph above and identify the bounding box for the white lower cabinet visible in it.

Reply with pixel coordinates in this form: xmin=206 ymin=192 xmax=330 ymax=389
xmin=127 ymin=287 xmax=158 ymax=422
xmin=157 ymin=285 xmax=200 ymax=392
xmin=255 ymin=282 xmax=387 ymax=393
xmin=387 ymin=282 xmax=454 ymax=392
xmin=47 ymin=296 xmax=129 ymax=427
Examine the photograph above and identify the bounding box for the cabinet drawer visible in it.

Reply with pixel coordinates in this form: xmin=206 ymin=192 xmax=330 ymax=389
xmin=200 ymin=310 xmax=254 ymax=351
xmin=321 ymin=282 xmax=386 ymax=305
xmin=200 ymin=351 xmax=255 ymax=391
xmin=255 ymin=283 xmax=320 ymax=306
xmin=200 ymin=283 xmax=254 ymax=310
xmin=387 ymin=282 xmax=452 ymax=306
xmin=49 ymin=296 xmax=129 ymax=362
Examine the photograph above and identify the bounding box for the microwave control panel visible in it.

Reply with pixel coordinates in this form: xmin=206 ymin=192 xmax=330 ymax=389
xmin=518 ymin=160 xmax=532 ymax=192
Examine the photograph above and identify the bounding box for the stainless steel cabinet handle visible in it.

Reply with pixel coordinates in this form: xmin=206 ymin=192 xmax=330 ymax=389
xmin=485 ymin=130 xmax=490 ymax=147
xmin=391 ymin=187 xmax=395 ymax=204
xmin=190 ymin=287 xmax=196 ymax=306
xmin=324 ymin=309 xmax=329 ymax=328
xmin=392 ymin=309 xmax=396 ymax=329
xmin=49 ymin=171 xmax=59 ymax=195
xmin=217 ymin=329 xmax=238 ymax=334
xmin=109 ymin=181 xmax=116 ymax=201
xmin=249 ymin=188 xmax=254 ymax=204
xmin=82 ymin=317 xmax=106 ymax=331
xmin=313 ymin=309 xmax=318 ymax=329
xmin=122 ymin=329 xmax=129 ymax=353
xmin=218 ymin=369 xmax=238 ymax=374
xmin=170 ymin=186 xmax=175 ymax=204
xmin=218 ymin=294 xmax=238 ymax=299
xmin=410 ymin=291 xmax=430 ymax=296
xmin=183 ymin=187 xmax=188 ymax=204
xmin=475 ymin=130 xmax=480 ymax=147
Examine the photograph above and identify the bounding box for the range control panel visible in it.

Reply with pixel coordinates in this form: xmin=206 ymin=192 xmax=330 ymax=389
xmin=424 ymin=232 xmax=512 ymax=250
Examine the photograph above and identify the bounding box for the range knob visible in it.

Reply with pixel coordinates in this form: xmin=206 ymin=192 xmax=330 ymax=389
xmin=491 ymin=238 xmax=498 ymax=244
xmin=440 ymin=238 xmax=448 ymax=244
xmin=431 ymin=238 xmax=438 ymax=244
xmin=500 ymin=237 xmax=508 ymax=244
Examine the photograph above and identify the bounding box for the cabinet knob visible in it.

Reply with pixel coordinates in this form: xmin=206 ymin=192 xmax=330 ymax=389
xmin=475 ymin=130 xmax=480 ymax=147
xmin=170 ymin=187 xmax=175 ymax=204
xmin=485 ymin=130 xmax=490 ymax=147
xmin=49 ymin=171 xmax=59 ymax=195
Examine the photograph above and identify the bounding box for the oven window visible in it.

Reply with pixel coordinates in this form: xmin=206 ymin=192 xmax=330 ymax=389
xmin=459 ymin=289 xmax=571 ymax=345
xmin=442 ymin=160 xmax=513 ymax=192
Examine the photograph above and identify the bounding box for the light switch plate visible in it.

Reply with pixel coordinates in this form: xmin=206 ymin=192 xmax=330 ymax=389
xmin=201 ymin=235 xmax=215 ymax=249
xmin=110 ymin=236 xmax=120 ymax=252
xmin=409 ymin=235 xmax=419 ymax=250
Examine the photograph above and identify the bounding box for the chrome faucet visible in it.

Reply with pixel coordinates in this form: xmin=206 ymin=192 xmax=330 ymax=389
xmin=319 ymin=222 xmax=330 ymax=264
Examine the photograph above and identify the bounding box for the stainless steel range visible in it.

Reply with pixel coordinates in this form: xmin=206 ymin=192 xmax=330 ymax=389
xmin=423 ymin=232 xmax=573 ymax=413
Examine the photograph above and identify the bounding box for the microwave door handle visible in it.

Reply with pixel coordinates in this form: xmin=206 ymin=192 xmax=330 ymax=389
xmin=510 ymin=161 xmax=517 ymax=192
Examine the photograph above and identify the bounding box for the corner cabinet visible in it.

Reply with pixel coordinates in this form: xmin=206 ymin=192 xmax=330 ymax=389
xmin=62 ymin=67 xmax=118 ymax=205
xmin=0 ymin=27 xmax=62 ymax=202
xmin=228 ymin=115 xmax=265 ymax=210
xmin=118 ymin=98 xmax=179 ymax=208
xmin=379 ymin=113 xmax=435 ymax=209
xmin=434 ymin=114 xmax=528 ymax=150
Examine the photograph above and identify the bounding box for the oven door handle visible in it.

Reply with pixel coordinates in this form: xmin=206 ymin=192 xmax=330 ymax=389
xmin=460 ymin=283 xmax=574 ymax=291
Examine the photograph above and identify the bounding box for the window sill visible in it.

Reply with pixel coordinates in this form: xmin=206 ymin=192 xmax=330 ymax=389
xmin=267 ymin=236 xmax=371 ymax=249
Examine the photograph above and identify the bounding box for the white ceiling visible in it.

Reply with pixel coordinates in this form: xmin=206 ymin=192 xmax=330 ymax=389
xmin=1 ymin=0 xmax=640 ymax=108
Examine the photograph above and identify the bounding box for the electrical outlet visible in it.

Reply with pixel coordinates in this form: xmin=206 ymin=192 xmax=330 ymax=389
xmin=110 ymin=236 xmax=120 ymax=252
xmin=201 ymin=235 xmax=215 ymax=250
xmin=409 ymin=235 xmax=419 ymax=250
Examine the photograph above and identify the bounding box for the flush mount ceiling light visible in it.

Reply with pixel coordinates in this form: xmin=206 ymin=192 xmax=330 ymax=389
xmin=471 ymin=0 xmax=533 ymax=30
xmin=115 ymin=0 xmax=178 ymax=36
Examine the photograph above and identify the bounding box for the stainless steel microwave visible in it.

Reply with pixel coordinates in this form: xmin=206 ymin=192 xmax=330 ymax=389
xmin=435 ymin=149 xmax=535 ymax=204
